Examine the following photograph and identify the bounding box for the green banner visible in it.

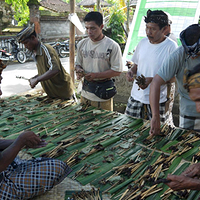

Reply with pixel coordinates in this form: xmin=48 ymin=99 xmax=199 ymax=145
xmin=123 ymin=0 xmax=200 ymax=69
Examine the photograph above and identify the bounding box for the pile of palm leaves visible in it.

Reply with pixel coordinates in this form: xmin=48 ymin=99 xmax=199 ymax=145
xmin=0 ymin=93 xmax=200 ymax=200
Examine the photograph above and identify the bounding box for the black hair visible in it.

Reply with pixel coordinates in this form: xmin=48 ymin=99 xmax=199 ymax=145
xmin=183 ymin=24 xmax=200 ymax=46
xmin=144 ymin=9 xmax=168 ymax=29
xmin=179 ymin=24 xmax=200 ymax=58
xmin=84 ymin=11 xmax=103 ymax=27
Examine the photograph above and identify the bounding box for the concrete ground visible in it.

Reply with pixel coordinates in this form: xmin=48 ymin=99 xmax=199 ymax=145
xmin=1 ymin=57 xmax=70 ymax=98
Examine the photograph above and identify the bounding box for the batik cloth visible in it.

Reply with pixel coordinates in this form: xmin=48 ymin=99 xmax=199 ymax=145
xmin=180 ymin=115 xmax=200 ymax=131
xmin=0 ymin=156 xmax=72 ymax=200
xmin=125 ymin=96 xmax=168 ymax=122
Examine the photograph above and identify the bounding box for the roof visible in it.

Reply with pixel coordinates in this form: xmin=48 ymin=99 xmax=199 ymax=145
xmin=78 ymin=0 xmax=111 ymax=7
xmin=2 ymin=27 xmax=23 ymax=33
xmin=40 ymin=0 xmax=85 ymax=13
xmin=129 ymin=0 xmax=137 ymax=7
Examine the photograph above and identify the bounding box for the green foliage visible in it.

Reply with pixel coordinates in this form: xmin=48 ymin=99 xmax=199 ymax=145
xmin=79 ymin=5 xmax=90 ymax=13
xmin=106 ymin=0 xmax=117 ymax=4
xmin=106 ymin=5 xmax=126 ymax=44
xmin=5 ymin=0 xmax=29 ymax=26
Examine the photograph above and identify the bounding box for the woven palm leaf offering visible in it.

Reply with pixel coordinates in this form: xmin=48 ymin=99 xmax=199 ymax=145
xmin=1 ymin=93 xmax=200 ymax=199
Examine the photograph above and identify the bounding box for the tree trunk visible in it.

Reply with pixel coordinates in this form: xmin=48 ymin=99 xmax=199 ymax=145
xmin=28 ymin=0 xmax=41 ymax=35
xmin=0 ymin=0 xmax=13 ymax=35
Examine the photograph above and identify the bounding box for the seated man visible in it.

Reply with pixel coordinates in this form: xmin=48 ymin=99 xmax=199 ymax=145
xmin=165 ymin=63 xmax=200 ymax=191
xmin=16 ymin=24 xmax=75 ymax=100
xmin=0 ymin=130 xmax=72 ymax=199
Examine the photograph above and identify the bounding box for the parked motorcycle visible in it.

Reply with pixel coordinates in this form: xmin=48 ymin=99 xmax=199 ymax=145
xmin=58 ymin=40 xmax=70 ymax=58
xmin=3 ymin=38 xmax=26 ymax=64
xmin=0 ymin=48 xmax=14 ymax=62
xmin=48 ymin=41 xmax=61 ymax=56
xmin=49 ymin=40 xmax=77 ymax=58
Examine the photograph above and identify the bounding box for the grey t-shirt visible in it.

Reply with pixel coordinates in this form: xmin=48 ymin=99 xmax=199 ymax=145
xmin=158 ymin=46 xmax=200 ymax=117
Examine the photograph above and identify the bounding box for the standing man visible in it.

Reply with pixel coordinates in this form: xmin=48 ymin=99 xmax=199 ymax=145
xmin=150 ymin=24 xmax=200 ymax=135
xmin=164 ymin=13 xmax=178 ymax=43
xmin=125 ymin=10 xmax=178 ymax=124
xmin=75 ymin=11 xmax=123 ymax=111
xmin=16 ymin=24 xmax=75 ymax=100
xmin=165 ymin=64 xmax=200 ymax=192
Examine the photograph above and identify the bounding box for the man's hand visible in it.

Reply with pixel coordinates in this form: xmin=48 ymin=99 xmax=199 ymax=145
xmin=181 ymin=163 xmax=200 ymax=178
xmin=126 ymin=69 xmax=136 ymax=82
xmin=166 ymin=174 xmax=200 ymax=191
xmin=136 ymin=76 xmax=153 ymax=90
xmin=84 ymin=73 xmax=96 ymax=81
xmin=29 ymin=77 xmax=38 ymax=88
xmin=149 ymin=116 xmax=161 ymax=135
xmin=126 ymin=61 xmax=134 ymax=69
xmin=75 ymin=65 xmax=85 ymax=80
xmin=16 ymin=130 xmax=47 ymax=149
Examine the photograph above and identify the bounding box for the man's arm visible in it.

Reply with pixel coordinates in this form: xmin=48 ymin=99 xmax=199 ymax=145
xmin=29 ymin=69 xmax=59 ymax=88
xmin=0 ymin=139 xmax=14 ymax=151
xmin=0 ymin=130 xmax=43 ymax=173
xmin=166 ymin=174 xmax=200 ymax=191
xmin=126 ymin=64 xmax=137 ymax=82
xmin=149 ymin=74 xmax=166 ymax=135
xmin=84 ymin=69 xmax=121 ymax=81
xmin=181 ymin=163 xmax=200 ymax=178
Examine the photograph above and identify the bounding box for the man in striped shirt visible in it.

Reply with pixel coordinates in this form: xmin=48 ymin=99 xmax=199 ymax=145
xmin=16 ymin=25 xmax=74 ymax=100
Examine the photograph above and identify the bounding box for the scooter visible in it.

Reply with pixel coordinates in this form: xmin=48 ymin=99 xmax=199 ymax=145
xmin=3 ymin=38 xmax=26 ymax=64
xmin=57 ymin=40 xmax=70 ymax=58
xmin=0 ymin=48 xmax=14 ymax=61
xmin=48 ymin=41 xmax=62 ymax=56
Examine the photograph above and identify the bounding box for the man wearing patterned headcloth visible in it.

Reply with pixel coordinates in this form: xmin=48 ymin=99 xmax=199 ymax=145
xmin=16 ymin=24 xmax=75 ymax=100
xmin=183 ymin=63 xmax=200 ymax=113
xmin=164 ymin=63 xmax=200 ymax=192
xmin=125 ymin=9 xmax=178 ymax=125
xmin=150 ymin=24 xmax=200 ymax=135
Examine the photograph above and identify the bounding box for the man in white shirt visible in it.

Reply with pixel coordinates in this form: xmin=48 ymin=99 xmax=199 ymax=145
xmin=125 ymin=9 xmax=178 ymax=124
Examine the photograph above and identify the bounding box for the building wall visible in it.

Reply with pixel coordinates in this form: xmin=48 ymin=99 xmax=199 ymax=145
xmin=40 ymin=15 xmax=85 ymax=42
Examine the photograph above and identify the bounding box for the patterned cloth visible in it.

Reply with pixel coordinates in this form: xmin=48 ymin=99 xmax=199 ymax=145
xmin=125 ymin=96 xmax=168 ymax=122
xmin=180 ymin=115 xmax=200 ymax=131
xmin=0 ymin=157 xmax=72 ymax=200
xmin=183 ymin=69 xmax=200 ymax=91
xmin=16 ymin=24 xmax=35 ymax=43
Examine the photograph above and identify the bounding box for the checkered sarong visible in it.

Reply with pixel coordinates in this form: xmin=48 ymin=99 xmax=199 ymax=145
xmin=180 ymin=115 xmax=200 ymax=131
xmin=125 ymin=96 xmax=168 ymax=122
xmin=0 ymin=157 xmax=72 ymax=200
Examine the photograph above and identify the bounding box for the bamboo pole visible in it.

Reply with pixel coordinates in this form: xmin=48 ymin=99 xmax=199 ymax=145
xmin=70 ymin=0 xmax=75 ymax=83
xmin=97 ymin=0 xmax=100 ymax=11
xmin=126 ymin=0 xmax=130 ymax=35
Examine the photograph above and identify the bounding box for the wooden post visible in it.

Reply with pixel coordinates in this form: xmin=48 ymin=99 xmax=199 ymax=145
xmin=97 ymin=0 xmax=100 ymax=11
xmin=70 ymin=0 xmax=75 ymax=83
xmin=126 ymin=0 xmax=130 ymax=35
